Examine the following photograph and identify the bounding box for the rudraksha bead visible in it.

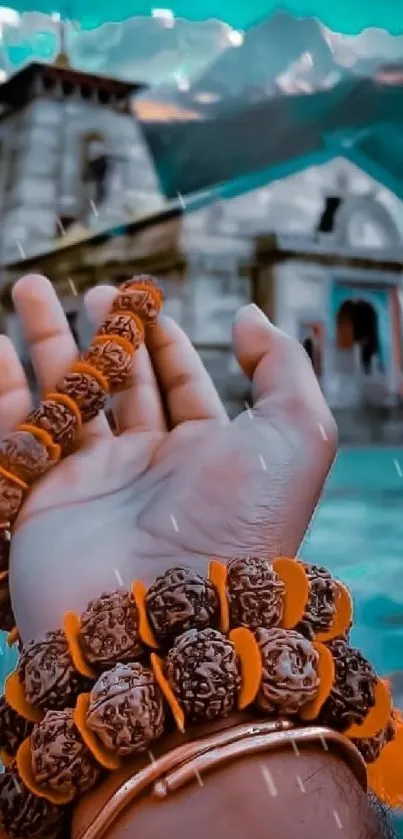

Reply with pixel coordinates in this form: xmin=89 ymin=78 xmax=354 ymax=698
xmin=296 ymin=563 xmax=338 ymax=640
xmin=0 ymin=764 xmax=65 ymax=839
xmin=28 ymin=399 xmax=78 ymax=453
xmin=0 ymin=430 xmax=50 ymax=485
xmin=56 ymin=370 xmax=106 ymax=423
xmin=98 ymin=312 xmax=144 ymax=349
xmin=19 ymin=630 xmax=93 ymax=711
xmin=146 ymin=567 xmax=219 ymax=644
xmin=255 ymin=627 xmax=319 ymax=715
xmin=0 ymin=698 xmax=33 ymax=758
xmin=318 ymin=639 xmax=377 ymax=732
xmin=83 ymin=339 xmax=132 ymax=390
xmin=227 ymin=556 xmax=285 ymax=631
xmin=352 ymin=715 xmax=396 ymax=764
xmin=79 ymin=590 xmax=144 ymax=668
xmin=31 ymin=709 xmax=101 ymax=800
xmin=165 ymin=628 xmax=240 ymax=723
xmin=86 ymin=662 xmax=165 ymax=756
xmin=113 ymin=276 xmax=163 ymax=325
xmin=0 ymin=471 xmax=24 ymax=523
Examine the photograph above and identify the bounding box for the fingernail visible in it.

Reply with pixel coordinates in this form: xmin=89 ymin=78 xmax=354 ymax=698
xmin=236 ymin=303 xmax=272 ymax=324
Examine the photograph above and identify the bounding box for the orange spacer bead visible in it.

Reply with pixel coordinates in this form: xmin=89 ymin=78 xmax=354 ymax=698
xmin=17 ymin=424 xmax=61 ymax=464
xmin=45 ymin=392 xmax=82 ymax=430
xmin=70 ymin=360 xmax=110 ymax=394
xmin=63 ymin=612 xmax=96 ymax=679
xmin=5 ymin=671 xmax=43 ymax=723
xmin=74 ymin=694 xmax=121 ymax=771
xmin=0 ymin=465 xmax=28 ymax=492
xmin=92 ymin=333 xmax=136 ymax=357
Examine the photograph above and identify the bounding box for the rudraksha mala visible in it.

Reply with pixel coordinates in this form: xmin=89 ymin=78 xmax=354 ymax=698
xmin=0 ymin=557 xmax=401 ymax=839
xmin=0 ymin=276 xmax=163 ymax=636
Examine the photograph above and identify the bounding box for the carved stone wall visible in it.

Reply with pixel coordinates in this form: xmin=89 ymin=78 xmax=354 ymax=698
xmin=181 ymin=158 xmax=403 ymax=244
xmin=0 ymin=91 xmax=162 ymax=266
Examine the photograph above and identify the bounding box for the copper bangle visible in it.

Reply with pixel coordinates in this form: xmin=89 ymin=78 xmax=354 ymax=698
xmin=78 ymin=721 xmax=367 ymax=839
xmin=153 ymin=723 xmax=367 ymax=798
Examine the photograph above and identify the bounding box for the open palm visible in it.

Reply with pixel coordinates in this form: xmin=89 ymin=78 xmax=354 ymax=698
xmin=2 ymin=276 xmax=337 ymax=643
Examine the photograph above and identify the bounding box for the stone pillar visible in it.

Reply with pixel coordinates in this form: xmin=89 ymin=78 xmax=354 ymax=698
xmin=252 ymin=261 xmax=276 ymax=320
xmin=58 ymin=98 xmax=86 ymax=221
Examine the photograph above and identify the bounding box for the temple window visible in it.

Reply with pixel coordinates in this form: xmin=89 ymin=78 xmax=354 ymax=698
xmin=317 ymin=195 xmax=343 ymax=233
xmin=81 ymin=132 xmax=109 ymax=210
xmin=81 ymin=133 xmax=127 ymax=213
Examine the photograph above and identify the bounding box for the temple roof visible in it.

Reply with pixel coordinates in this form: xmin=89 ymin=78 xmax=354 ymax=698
xmin=0 ymin=61 xmax=146 ymax=110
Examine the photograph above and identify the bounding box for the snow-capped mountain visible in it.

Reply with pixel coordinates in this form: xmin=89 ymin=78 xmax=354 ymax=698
xmin=1 ymin=7 xmax=403 ymax=92
xmin=148 ymin=12 xmax=403 ymax=117
xmin=2 ymin=6 xmax=403 ymax=202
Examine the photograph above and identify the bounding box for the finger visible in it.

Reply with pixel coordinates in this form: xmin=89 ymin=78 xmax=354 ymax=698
xmin=232 ymin=304 xmax=337 ymax=443
xmin=84 ymin=285 xmax=166 ymax=433
xmin=12 ymin=275 xmax=110 ymax=440
xmin=147 ymin=316 xmax=228 ymax=426
xmin=0 ymin=336 xmax=33 ymax=435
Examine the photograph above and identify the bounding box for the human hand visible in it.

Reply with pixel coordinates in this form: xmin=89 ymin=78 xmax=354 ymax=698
xmin=3 ymin=275 xmax=337 ymax=642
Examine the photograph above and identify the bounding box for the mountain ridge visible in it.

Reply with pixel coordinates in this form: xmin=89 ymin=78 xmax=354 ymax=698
xmin=1 ymin=8 xmax=403 ymax=90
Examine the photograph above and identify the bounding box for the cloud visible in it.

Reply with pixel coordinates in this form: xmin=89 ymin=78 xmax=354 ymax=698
xmin=1 ymin=8 xmax=403 ymax=89
xmin=0 ymin=9 xmax=231 ymax=83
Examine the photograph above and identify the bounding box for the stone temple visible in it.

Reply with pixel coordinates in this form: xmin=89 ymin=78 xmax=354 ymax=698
xmin=0 ymin=53 xmax=161 ymax=267
xmin=1 ymin=52 xmax=403 ymax=439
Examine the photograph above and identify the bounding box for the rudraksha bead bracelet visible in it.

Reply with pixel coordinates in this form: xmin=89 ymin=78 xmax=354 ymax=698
xmin=0 ymin=276 xmax=163 ymax=635
xmin=0 ymin=557 xmax=400 ymax=839
xmin=3 ymin=557 xmax=352 ymax=723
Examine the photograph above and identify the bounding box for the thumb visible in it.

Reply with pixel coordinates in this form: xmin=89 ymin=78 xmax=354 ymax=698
xmin=232 ymin=303 xmax=292 ymax=382
xmin=232 ymin=303 xmax=313 ymax=402
xmin=232 ymin=304 xmax=337 ymax=443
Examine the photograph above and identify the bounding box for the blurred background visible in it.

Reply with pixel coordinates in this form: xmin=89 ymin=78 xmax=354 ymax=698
xmin=0 ymin=4 xmax=402 ymax=825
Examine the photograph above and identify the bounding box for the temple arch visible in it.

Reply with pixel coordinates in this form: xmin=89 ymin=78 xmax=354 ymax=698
xmin=333 ymin=194 xmax=401 ymax=249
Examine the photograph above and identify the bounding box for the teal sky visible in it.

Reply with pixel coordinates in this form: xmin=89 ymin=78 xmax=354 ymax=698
xmin=6 ymin=1 xmax=403 ymax=34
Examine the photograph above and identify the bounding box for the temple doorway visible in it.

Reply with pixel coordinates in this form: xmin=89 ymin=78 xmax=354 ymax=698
xmin=335 ymin=298 xmax=382 ymax=375
xmin=330 ymin=285 xmax=393 ymax=407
